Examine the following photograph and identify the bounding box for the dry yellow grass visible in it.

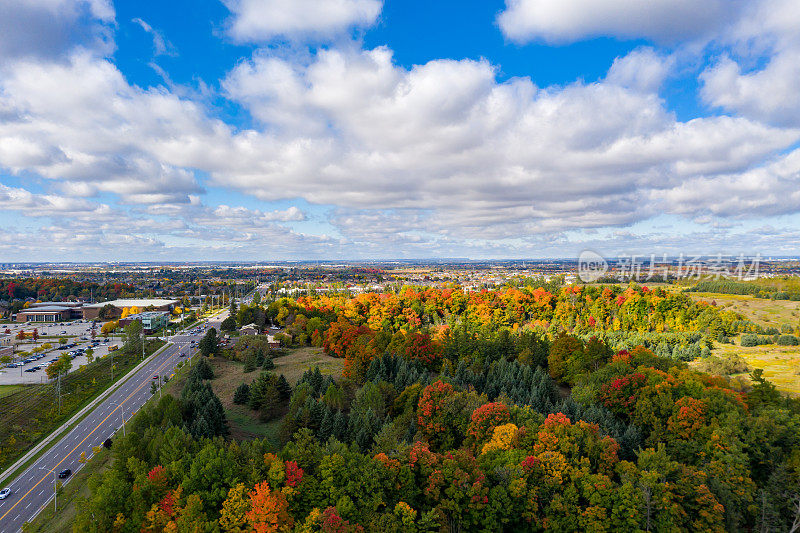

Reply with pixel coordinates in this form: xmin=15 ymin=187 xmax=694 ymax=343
xmin=682 ymin=292 xmax=800 ymax=396
xmin=688 ymin=292 xmax=800 ymax=330
xmin=712 ymin=341 xmax=800 ymax=396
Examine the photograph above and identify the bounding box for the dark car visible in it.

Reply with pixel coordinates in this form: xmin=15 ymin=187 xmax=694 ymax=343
xmin=58 ymin=469 xmax=71 ymax=479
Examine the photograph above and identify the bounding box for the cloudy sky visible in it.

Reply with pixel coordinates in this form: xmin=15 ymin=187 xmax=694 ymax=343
xmin=1 ymin=0 xmax=799 ymax=261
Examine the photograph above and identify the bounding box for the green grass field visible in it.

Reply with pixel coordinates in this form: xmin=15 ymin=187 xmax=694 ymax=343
xmin=712 ymin=341 xmax=800 ymax=396
xmin=683 ymin=292 xmax=800 ymax=396
xmin=0 ymin=385 xmax=24 ymax=398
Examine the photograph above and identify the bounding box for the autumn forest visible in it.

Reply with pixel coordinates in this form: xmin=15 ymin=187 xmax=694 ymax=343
xmin=74 ymin=282 xmax=800 ymax=532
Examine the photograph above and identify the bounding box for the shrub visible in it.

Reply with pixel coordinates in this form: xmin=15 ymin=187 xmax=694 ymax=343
xmin=697 ymin=354 xmax=751 ymax=375
xmin=776 ymin=335 xmax=799 ymax=346
xmin=741 ymin=334 xmax=771 ymax=347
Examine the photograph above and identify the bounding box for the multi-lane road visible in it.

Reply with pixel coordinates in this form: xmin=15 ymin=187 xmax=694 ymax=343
xmin=0 ymin=313 xmax=226 ymax=532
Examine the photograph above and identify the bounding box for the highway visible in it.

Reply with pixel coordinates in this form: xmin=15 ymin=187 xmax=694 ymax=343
xmin=0 ymin=312 xmax=226 ymax=532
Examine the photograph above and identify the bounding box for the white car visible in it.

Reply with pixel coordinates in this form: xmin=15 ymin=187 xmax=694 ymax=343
xmin=0 ymin=488 xmax=11 ymax=499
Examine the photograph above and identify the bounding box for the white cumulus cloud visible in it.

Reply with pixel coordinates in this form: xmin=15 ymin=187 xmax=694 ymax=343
xmin=223 ymin=0 xmax=382 ymax=42
xmin=497 ymin=0 xmax=742 ymax=44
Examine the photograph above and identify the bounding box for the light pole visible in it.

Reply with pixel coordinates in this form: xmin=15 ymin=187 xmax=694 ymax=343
xmin=110 ymin=401 xmax=127 ymax=436
xmin=39 ymin=466 xmax=58 ymax=512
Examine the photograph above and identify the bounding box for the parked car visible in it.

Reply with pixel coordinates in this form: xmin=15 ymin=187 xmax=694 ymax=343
xmin=58 ymin=469 xmax=71 ymax=479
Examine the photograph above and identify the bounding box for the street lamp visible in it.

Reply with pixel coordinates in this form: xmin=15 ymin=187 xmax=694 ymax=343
xmin=39 ymin=466 xmax=59 ymax=512
xmin=109 ymin=401 xmax=127 ymax=437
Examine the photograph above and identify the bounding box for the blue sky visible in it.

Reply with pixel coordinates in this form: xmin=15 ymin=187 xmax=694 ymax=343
xmin=0 ymin=0 xmax=799 ymax=261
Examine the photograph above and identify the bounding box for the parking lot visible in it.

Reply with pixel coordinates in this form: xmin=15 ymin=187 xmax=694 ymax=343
xmin=0 ymin=320 xmax=126 ymax=384
xmin=0 ymin=319 xmax=98 ymax=340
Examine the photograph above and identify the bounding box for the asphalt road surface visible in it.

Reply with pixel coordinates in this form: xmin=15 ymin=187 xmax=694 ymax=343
xmin=0 ymin=313 xmax=226 ymax=532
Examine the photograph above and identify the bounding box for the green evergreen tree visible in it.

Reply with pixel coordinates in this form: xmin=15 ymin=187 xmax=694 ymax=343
xmin=233 ymin=383 xmax=250 ymax=404
xmin=276 ymin=374 xmax=292 ymax=400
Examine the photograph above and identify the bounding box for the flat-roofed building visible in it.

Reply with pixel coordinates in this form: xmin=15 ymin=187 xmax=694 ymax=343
xmin=118 ymin=311 xmax=169 ymax=333
xmin=28 ymin=301 xmax=84 ymax=319
xmin=82 ymin=299 xmax=178 ymax=320
xmin=16 ymin=306 xmax=73 ymax=322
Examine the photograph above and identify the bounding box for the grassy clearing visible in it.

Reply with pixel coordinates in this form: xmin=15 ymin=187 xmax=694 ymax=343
xmin=21 ymin=447 xmax=113 ymax=533
xmin=684 ymin=291 xmax=800 ymax=396
xmin=712 ymin=341 xmax=800 ymax=396
xmin=272 ymin=346 xmax=344 ymax=385
xmin=202 ymin=348 xmax=343 ymax=445
xmin=689 ymin=292 xmax=800 ymax=329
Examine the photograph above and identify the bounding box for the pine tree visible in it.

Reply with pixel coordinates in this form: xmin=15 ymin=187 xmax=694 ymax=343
xmin=233 ymin=383 xmax=250 ymax=405
xmin=276 ymin=374 xmax=292 ymax=400
xmin=332 ymin=410 xmax=348 ymax=442
xmin=319 ymin=406 xmax=334 ymax=442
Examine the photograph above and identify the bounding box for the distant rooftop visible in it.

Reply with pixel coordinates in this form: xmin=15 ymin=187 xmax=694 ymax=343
xmin=20 ymin=306 xmax=73 ymax=312
xmin=126 ymin=311 xmax=169 ymax=319
xmin=84 ymin=298 xmax=178 ymax=309
xmin=28 ymin=301 xmax=83 ymax=307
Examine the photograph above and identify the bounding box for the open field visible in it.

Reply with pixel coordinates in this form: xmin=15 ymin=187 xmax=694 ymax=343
xmin=681 ymin=291 xmax=800 ymax=396
xmin=272 ymin=346 xmax=343 ymax=384
xmin=712 ymin=341 xmax=800 ymax=396
xmin=688 ymin=292 xmax=800 ymax=330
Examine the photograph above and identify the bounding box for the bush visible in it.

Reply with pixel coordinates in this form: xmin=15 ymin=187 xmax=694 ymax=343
xmin=776 ymin=335 xmax=799 ymax=346
xmin=741 ymin=334 xmax=772 ymax=347
xmin=233 ymin=383 xmax=250 ymax=404
xmin=697 ymin=354 xmax=751 ymax=375
xmin=262 ymin=356 xmax=275 ymax=370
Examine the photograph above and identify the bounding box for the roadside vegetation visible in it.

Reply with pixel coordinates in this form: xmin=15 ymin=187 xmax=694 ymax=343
xmin=0 ymin=326 xmax=165 ymax=472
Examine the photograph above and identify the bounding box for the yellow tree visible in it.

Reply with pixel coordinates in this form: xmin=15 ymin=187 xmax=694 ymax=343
xmin=220 ymin=483 xmax=251 ymax=533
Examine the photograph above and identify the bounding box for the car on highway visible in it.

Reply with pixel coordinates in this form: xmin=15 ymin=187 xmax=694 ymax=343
xmin=0 ymin=487 xmax=11 ymax=499
xmin=152 ymin=375 xmax=159 ymax=380
xmin=58 ymin=469 xmax=71 ymax=479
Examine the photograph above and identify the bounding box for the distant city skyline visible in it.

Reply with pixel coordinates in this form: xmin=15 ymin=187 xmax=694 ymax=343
xmin=1 ymin=0 xmax=799 ymax=261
